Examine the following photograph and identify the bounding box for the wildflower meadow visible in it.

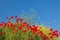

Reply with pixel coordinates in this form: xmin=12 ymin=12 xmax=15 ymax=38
xmin=0 ymin=16 xmax=60 ymax=40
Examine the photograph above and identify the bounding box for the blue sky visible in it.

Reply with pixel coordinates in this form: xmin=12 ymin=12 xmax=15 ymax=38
xmin=0 ymin=0 xmax=60 ymax=31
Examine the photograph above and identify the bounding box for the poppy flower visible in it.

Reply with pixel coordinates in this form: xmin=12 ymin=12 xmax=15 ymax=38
xmin=50 ymin=28 xmax=53 ymax=31
xmin=55 ymin=33 xmax=59 ymax=37
xmin=10 ymin=23 xmax=14 ymax=27
xmin=31 ymin=27 xmax=37 ymax=34
xmin=23 ymin=29 xmax=27 ymax=32
xmin=12 ymin=31 xmax=14 ymax=35
xmin=0 ymin=32 xmax=4 ymax=35
xmin=0 ymin=23 xmax=2 ymax=27
xmin=50 ymin=35 xmax=53 ymax=39
xmin=28 ymin=37 xmax=30 ymax=40
xmin=43 ymin=35 xmax=49 ymax=40
xmin=18 ymin=26 xmax=22 ymax=30
xmin=26 ymin=24 xmax=30 ymax=27
xmin=39 ymin=30 xmax=44 ymax=36
xmin=49 ymin=32 xmax=52 ymax=35
xmin=11 ymin=27 xmax=15 ymax=31
xmin=54 ymin=30 xmax=58 ymax=33
xmin=17 ymin=18 xmax=23 ymax=21
xmin=23 ymin=21 xmax=27 ymax=25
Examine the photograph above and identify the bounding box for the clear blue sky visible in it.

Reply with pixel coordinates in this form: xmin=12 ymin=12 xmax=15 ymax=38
xmin=0 ymin=0 xmax=60 ymax=31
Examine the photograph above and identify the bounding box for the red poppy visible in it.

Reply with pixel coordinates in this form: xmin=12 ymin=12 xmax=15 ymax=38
xmin=43 ymin=35 xmax=48 ymax=40
xmin=50 ymin=28 xmax=53 ymax=31
xmin=50 ymin=35 xmax=53 ymax=39
xmin=16 ymin=19 xmax=18 ymax=23
xmin=0 ymin=32 xmax=4 ymax=35
xmin=1 ymin=21 xmax=5 ymax=27
xmin=49 ymin=32 xmax=52 ymax=35
xmin=31 ymin=26 xmax=37 ymax=34
xmin=16 ymin=29 xmax=19 ymax=32
xmin=28 ymin=37 xmax=30 ymax=40
xmin=23 ymin=21 xmax=27 ymax=25
xmin=11 ymin=27 xmax=15 ymax=31
xmin=26 ymin=24 xmax=30 ymax=27
xmin=12 ymin=31 xmax=14 ymax=35
xmin=54 ymin=30 xmax=58 ymax=33
xmin=10 ymin=23 xmax=14 ymax=27
xmin=23 ymin=29 xmax=27 ymax=32
xmin=39 ymin=30 xmax=44 ymax=36
xmin=55 ymin=33 xmax=59 ymax=37
xmin=16 ymin=18 xmax=23 ymax=24
xmin=17 ymin=18 xmax=22 ymax=21
xmin=0 ymin=23 xmax=2 ymax=27
xmin=18 ymin=26 xmax=22 ymax=30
